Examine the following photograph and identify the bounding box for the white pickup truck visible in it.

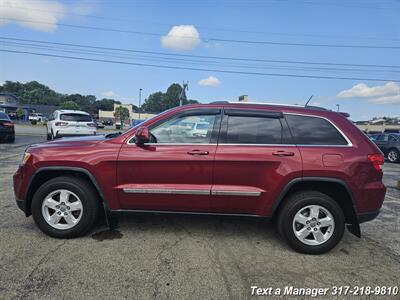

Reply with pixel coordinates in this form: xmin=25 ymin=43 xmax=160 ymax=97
xmin=29 ymin=113 xmax=46 ymax=122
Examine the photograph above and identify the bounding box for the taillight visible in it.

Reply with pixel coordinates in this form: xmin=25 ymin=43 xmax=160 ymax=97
xmin=368 ymin=154 xmax=384 ymax=171
xmin=3 ymin=122 xmax=14 ymax=127
xmin=55 ymin=122 xmax=68 ymax=126
xmin=87 ymin=123 xmax=96 ymax=127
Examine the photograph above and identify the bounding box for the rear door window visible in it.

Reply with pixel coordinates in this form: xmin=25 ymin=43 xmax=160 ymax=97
xmin=60 ymin=114 xmax=92 ymax=122
xmin=224 ymin=116 xmax=283 ymax=144
xmin=285 ymin=114 xmax=348 ymax=145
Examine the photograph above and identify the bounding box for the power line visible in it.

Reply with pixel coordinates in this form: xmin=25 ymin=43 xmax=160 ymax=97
xmin=2 ymin=18 xmax=400 ymax=50
xmin=3 ymin=41 xmax=400 ymax=76
xmin=1 ymin=49 xmax=399 ymax=82
xmin=1 ymin=37 xmax=399 ymax=69
xmin=209 ymin=38 xmax=400 ymax=49
xmin=1 ymin=4 xmax=399 ymax=42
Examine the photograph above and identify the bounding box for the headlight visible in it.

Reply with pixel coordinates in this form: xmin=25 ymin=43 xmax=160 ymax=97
xmin=21 ymin=152 xmax=31 ymax=165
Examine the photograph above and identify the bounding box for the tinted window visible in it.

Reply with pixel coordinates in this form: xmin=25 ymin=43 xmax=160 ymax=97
xmin=0 ymin=112 xmax=10 ymax=120
xmin=60 ymin=113 xmax=92 ymax=122
xmin=285 ymin=115 xmax=348 ymax=145
xmin=388 ymin=135 xmax=398 ymax=142
xmin=151 ymin=114 xmax=216 ymax=144
xmin=225 ymin=116 xmax=282 ymax=144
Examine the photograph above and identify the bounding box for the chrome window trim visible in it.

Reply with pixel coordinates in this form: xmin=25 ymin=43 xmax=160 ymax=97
xmin=127 ymin=142 xmax=218 ymax=146
xmin=284 ymin=112 xmax=353 ymax=147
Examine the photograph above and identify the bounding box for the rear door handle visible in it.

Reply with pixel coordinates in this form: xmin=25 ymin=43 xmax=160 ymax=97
xmin=187 ymin=150 xmax=209 ymax=155
xmin=272 ymin=151 xmax=295 ymax=157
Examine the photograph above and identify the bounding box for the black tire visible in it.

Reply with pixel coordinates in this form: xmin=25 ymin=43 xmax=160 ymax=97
xmin=277 ymin=191 xmax=345 ymax=254
xmin=46 ymin=132 xmax=52 ymax=141
xmin=31 ymin=176 xmax=100 ymax=238
xmin=387 ymin=149 xmax=400 ymax=163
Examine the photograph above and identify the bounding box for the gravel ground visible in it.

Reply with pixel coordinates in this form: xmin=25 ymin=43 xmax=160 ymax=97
xmin=0 ymin=136 xmax=399 ymax=300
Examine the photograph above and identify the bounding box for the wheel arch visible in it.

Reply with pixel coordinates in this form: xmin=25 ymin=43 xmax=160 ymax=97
xmin=25 ymin=167 xmax=109 ymax=217
xmin=272 ymin=177 xmax=361 ymax=237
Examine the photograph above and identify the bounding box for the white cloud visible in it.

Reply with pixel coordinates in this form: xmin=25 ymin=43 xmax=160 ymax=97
xmin=337 ymin=82 xmax=400 ymax=105
xmin=0 ymin=0 xmax=65 ymax=32
xmin=369 ymin=95 xmax=400 ymax=104
xmin=102 ymin=91 xmax=118 ymax=98
xmin=198 ymin=76 xmax=221 ymax=87
xmin=337 ymin=82 xmax=399 ymax=98
xmin=161 ymin=25 xmax=200 ymax=51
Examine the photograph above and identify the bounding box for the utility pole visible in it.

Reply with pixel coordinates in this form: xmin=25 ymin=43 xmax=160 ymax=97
xmin=179 ymin=81 xmax=189 ymax=106
xmin=139 ymin=88 xmax=142 ymax=119
xmin=336 ymin=104 xmax=340 ymax=112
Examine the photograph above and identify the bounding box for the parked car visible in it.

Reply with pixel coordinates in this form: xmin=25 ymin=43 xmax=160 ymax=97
xmin=0 ymin=111 xmax=15 ymax=142
xmin=131 ymin=119 xmax=145 ymax=127
xmin=369 ymin=133 xmax=400 ymax=163
xmin=93 ymin=119 xmax=104 ymax=129
xmin=102 ymin=119 xmax=113 ymax=126
xmin=14 ymin=102 xmax=386 ymax=254
xmin=29 ymin=113 xmax=46 ymax=123
xmin=46 ymin=110 xmax=96 ymax=140
xmin=115 ymin=120 xmax=122 ymax=130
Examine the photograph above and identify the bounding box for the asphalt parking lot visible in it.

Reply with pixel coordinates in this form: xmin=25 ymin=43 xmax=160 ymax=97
xmin=0 ymin=133 xmax=399 ymax=299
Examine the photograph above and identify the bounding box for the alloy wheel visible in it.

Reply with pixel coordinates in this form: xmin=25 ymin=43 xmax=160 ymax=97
xmin=387 ymin=150 xmax=398 ymax=162
xmin=41 ymin=189 xmax=83 ymax=230
xmin=292 ymin=205 xmax=335 ymax=246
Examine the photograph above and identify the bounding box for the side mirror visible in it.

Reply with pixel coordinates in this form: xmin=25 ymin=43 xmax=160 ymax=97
xmin=134 ymin=126 xmax=150 ymax=145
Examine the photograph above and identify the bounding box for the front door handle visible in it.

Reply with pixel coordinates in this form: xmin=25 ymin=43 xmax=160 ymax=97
xmin=187 ymin=150 xmax=209 ymax=156
xmin=272 ymin=151 xmax=295 ymax=157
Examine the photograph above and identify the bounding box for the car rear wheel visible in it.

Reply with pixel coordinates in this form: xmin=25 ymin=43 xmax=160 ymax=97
xmin=277 ymin=191 xmax=345 ymax=254
xmin=31 ymin=176 xmax=100 ymax=238
xmin=387 ymin=149 xmax=399 ymax=163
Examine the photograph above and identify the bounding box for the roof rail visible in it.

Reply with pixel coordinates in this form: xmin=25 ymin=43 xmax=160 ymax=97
xmin=208 ymin=101 xmax=329 ymax=111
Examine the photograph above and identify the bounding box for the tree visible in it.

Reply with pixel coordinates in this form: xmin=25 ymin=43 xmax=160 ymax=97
xmin=142 ymin=83 xmax=199 ymax=113
xmin=61 ymin=101 xmax=80 ymax=110
xmin=114 ymin=106 xmax=130 ymax=127
xmin=16 ymin=108 xmax=25 ymax=120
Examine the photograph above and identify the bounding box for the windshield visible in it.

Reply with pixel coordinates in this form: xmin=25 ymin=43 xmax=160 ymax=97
xmin=0 ymin=112 xmax=10 ymax=121
xmin=60 ymin=113 xmax=92 ymax=122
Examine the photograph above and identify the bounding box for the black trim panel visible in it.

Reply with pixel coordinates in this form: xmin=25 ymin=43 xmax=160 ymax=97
xmin=358 ymin=210 xmax=380 ymax=223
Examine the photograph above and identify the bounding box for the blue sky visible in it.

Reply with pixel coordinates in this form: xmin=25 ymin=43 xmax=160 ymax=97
xmin=0 ymin=0 xmax=399 ymax=120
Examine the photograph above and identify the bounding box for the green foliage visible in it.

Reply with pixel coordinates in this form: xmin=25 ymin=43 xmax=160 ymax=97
xmin=0 ymin=81 xmax=195 ymax=115
xmin=142 ymin=83 xmax=199 ymax=113
xmin=114 ymin=106 xmax=130 ymax=123
xmin=0 ymin=80 xmax=123 ymax=115
xmin=15 ymin=107 xmax=25 ymax=119
xmin=61 ymin=101 xmax=80 ymax=110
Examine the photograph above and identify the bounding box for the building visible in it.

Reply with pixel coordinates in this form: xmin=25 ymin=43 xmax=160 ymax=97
xmin=99 ymin=104 xmax=156 ymax=125
xmin=0 ymin=93 xmax=58 ymax=121
xmin=355 ymin=117 xmax=400 ymax=133
xmin=238 ymin=95 xmax=249 ymax=102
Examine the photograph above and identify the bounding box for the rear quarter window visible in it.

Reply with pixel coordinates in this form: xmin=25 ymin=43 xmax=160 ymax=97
xmin=285 ymin=114 xmax=348 ymax=145
xmin=60 ymin=113 xmax=92 ymax=122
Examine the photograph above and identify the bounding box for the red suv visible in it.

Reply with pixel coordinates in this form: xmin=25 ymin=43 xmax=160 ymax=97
xmin=13 ymin=102 xmax=386 ymax=254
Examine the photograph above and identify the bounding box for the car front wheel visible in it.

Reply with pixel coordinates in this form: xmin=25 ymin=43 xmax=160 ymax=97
xmin=277 ymin=191 xmax=345 ymax=254
xmin=31 ymin=176 xmax=100 ymax=238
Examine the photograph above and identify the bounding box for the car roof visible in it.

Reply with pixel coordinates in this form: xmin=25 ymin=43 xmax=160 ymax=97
xmin=56 ymin=110 xmax=90 ymax=115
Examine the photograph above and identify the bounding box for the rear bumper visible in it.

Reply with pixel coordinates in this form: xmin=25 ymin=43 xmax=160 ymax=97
xmin=358 ymin=210 xmax=380 ymax=223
